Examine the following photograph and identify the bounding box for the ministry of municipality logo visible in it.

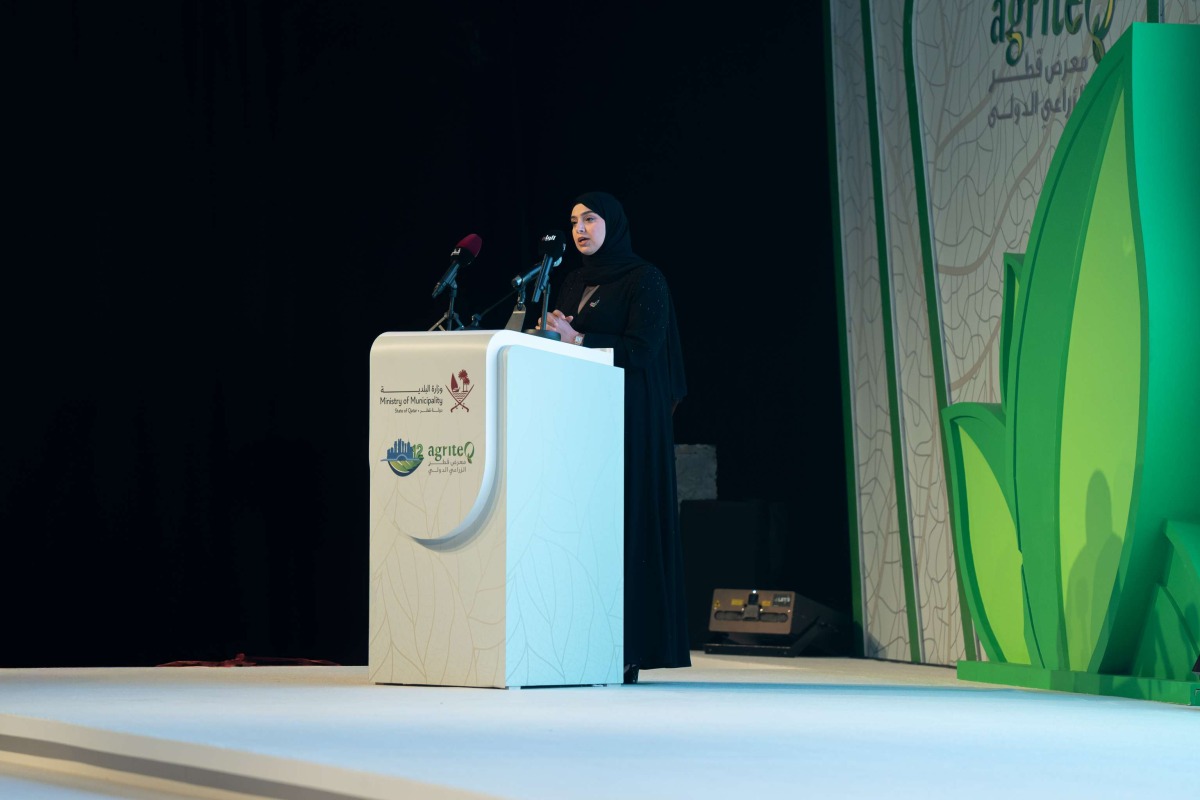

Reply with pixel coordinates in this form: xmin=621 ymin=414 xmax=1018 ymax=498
xmin=383 ymin=437 xmax=423 ymax=477
xmin=448 ymin=369 xmax=473 ymax=412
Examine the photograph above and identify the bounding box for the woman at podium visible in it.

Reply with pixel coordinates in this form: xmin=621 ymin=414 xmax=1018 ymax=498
xmin=541 ymin=191 xmax=689 ymax=684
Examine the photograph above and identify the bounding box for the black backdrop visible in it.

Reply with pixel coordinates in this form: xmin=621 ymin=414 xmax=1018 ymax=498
xmin=4 ymin=1 xmax=847 ymax=667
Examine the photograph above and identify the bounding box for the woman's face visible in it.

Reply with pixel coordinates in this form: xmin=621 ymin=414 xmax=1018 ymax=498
xmin=570 ymin=203 xmax=606 ymax=255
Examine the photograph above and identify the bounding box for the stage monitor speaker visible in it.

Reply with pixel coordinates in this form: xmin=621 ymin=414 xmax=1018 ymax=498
xmin=704 ymin=588 xmax=852 ymax=657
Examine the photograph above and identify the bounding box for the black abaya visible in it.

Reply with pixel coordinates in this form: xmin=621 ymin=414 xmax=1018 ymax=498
xmin=556 ymin=191 xmax=690 ymax=671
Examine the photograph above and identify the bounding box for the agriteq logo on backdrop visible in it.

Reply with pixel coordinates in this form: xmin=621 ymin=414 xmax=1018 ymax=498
xmin=991 ymin=0 xmax=1115 ymax=64
xmin=383 ymin=437 xmax=423 ymax=477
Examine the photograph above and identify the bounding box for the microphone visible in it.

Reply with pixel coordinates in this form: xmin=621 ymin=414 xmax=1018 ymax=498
xmin=432 ymin=233 xmax=483 ymax=298
xmin=530 ymin=230 xmax=567 ymax=303
xmin=512 ymin=255 xmax=562 ymax=288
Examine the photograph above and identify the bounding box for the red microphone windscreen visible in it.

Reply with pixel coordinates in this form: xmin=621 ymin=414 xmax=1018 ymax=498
xmin=456 ymin=233 xmax=483 ymax=258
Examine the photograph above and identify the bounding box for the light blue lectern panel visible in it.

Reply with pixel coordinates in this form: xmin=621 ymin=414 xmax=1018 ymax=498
xmin=501 ymin=346 xmax=624 ymax=687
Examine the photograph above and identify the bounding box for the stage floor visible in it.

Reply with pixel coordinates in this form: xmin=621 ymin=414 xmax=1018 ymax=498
xmin=1 ymin=653 xmax=1196 ymax=799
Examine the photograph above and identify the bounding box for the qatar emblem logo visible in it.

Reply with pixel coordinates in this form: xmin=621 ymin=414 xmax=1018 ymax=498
xmin=383 ymin=437 xmax=423 ymax=477
xmin=448 ymin=369 xmax=473 ymax=412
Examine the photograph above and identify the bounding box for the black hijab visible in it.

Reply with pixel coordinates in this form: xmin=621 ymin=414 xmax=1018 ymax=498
xmin=572 ymin=191 xmax=687 ymax=405
xmin=573 ymin=191 xmax=649 ymax=284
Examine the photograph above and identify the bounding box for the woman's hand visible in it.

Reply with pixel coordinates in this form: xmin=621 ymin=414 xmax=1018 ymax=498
xmin=537 ymin=310 xmax=581 ymax=343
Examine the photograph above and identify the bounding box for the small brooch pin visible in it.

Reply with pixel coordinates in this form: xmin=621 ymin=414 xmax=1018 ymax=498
xmin=589 ymin=299 xmax=600 ymax=307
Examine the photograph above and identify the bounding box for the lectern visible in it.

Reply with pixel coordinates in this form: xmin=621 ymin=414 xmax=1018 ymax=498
xmin=368 ymin=330 xmax=624 ymax=688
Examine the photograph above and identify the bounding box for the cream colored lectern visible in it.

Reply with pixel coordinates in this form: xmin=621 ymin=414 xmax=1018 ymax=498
xmin=369 ymin=330 xmax=624 ymax=688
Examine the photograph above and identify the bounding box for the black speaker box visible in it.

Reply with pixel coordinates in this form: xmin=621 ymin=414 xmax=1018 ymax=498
xmin=680 ymin=500 xmax=762 ymax=650
xmin=703 ymin=587 xmax=852 ymax=657
xmin=680 ymin=499 xmax=853 ymax=655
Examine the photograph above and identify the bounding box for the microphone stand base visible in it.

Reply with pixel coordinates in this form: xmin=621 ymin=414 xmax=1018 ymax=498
xmin=525 ymin=329 xmax=561 ymax=341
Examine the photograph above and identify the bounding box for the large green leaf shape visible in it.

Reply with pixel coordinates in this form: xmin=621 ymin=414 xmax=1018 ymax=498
xmin=943 ymin=403 xmax=1029 ymax=665
xmin=942 ymin=24 xmax=1200 ymax=682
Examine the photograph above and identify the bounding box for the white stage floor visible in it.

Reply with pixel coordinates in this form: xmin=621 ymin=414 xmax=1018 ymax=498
xmin=1 ymin=653 xmax=1196 ymax=799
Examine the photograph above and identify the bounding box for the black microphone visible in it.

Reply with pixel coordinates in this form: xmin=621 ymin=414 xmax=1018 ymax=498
xmin=531 ymin=230 xmax=567 ymax=303
xmin=512 ymin=255 xmax=562 ymax=288
xmin=432 ymin=233 xmax=483 ymax=298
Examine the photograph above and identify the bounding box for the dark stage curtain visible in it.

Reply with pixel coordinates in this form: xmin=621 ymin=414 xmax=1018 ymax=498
xmin=3 ymin=1 xmax=845 ymax=667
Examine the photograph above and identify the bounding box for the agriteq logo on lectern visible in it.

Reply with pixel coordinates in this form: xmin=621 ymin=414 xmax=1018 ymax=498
xmin=382 ymin=436 xmax=477 ymax=478
xmin=383 ymin=437 xmax=423 ymax=477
